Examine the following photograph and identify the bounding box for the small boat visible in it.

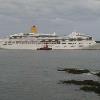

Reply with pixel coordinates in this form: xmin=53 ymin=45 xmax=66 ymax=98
xmin=37 ymin=47 xmax=52 ymax=50
xmin=37 ymin=44 xmax=52 ymax=50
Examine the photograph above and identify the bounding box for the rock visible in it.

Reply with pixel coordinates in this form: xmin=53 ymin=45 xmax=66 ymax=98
xmin=58 ymin=68 xmax=90 ymax=74
xmin=95 ymin=72 xmax=100 ymax=77
xmin=60 ymin=80 xmax=100 ymax=86
xmin=80 ymin=86 xmax=100 ymax=95
xmin=60 ymin=80 xmax=100 ymax=95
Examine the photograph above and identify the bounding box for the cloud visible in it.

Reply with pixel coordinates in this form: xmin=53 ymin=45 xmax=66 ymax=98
xmin=0 ymin=0 xmax=100 ymax=39
xmin=0 ymin=0 xmax=100 ymax=20
xmin=0 ymin=1 xmax=99 ymax=17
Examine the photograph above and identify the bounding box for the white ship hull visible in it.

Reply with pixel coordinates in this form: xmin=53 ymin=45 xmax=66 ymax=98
xmin=85 ymin=42 xmax=100 ymax=50
xmin=0 ymin=40 xmax=97 ymax=50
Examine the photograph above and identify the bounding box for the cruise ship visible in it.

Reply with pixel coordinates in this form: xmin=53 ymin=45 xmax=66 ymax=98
xmin=0 ymin=25 xmax=98 ymax=50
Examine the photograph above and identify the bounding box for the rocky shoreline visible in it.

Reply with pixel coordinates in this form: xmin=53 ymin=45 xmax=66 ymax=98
xmin=58 ymin=68 xmax=100 ymax=95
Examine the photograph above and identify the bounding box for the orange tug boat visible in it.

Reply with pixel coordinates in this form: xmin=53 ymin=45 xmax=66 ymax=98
xmin=37 ymin=44 xmax=52 ymax=50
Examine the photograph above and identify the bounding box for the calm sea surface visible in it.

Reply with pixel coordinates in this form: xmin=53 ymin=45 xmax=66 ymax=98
xmin=0 ymin=49 xmax=100 ymax=100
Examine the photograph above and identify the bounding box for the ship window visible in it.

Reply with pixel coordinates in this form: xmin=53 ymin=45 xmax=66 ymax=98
xmin=8 ymin=41 xmax=11 ymax=43
xmin=68 ymin=43 xmax=72 ymax=44
xmin=13 ymin=36 xmax=17 ymax=39
xmin=62 ymin=39 xmax=66 ymax=41
xmin=69 ymin=38 xmax=76 ymax=41
xmin=79 ymin=43 xmax=82 ymax=44
xmin=77 ymin=38 xmax=83 ymax=41
xmin=89 ymin=37 xmax=92 ymax=40
xmin=57 ymin=41 xmax=60 ymax=44
xmin=12 ymin=41 xmax=15 ymax=43
xmin=79 ymin=45 xmax=83 ymax=47
xmin=3 ymin=44 xmax=7 ymax=45
xmin=71 ymin=46 xmax=74 ymax=47
xmin=62 ymin=43 xmax=66 ymax=44
xmin=52 ymin=42 xmax=56 ymax=44
xmin=72 ymin=43 xmax=76 ymax=44
xmin=8 ymin=44 xmax=12 ymax=45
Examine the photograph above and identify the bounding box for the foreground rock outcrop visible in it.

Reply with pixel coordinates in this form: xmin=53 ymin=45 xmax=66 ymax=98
xmin=58 ymin=67 xmax=100 ymax=95
xmin=58 ymin=68 xmax=90 ymax=74
xmin=60 ymin=80 xmax=100 ymax=95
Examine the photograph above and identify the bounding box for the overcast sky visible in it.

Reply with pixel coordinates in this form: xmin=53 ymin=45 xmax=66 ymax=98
xmin=0 ymin=0 xmax=100 ymax=40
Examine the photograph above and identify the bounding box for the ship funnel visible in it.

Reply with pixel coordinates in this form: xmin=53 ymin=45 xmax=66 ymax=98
xmin=31 ymin=25 xmax=38 ymax=33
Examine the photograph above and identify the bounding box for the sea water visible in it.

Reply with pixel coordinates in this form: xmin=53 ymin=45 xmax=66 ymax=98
xmin=0 ymin=49 xmax=100 ymax=100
